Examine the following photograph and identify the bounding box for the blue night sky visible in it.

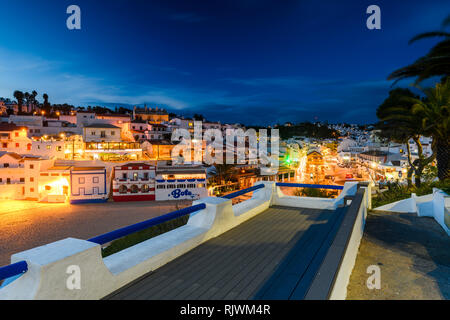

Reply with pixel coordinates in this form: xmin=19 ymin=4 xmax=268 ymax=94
xmin=0 ymin=0 xmax=449 ymax=125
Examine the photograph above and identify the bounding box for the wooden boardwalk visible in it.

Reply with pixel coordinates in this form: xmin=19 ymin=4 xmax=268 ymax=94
xmin=106 ymin=205 xmax=346 ymax=300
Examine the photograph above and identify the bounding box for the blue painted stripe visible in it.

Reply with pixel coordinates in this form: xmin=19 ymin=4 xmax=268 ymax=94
xmin=0 ymin=261 xmax=27 ymax=281
xmin=276 ymin=183 xmax=344 ymax=190
xmin=88 ymin=203 xmax=207 ymax=245
xmin=222 ymin=184 xmax=265 ymax=199
xmin=0 ymin=273 xmax=24 ymax=288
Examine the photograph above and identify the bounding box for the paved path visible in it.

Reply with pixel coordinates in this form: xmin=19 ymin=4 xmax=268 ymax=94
xmin=347 ymin=210 xmax=450 ymax=300
xmin=0 ymin=200 xmax=191 ymax=266
xmin=106 ymin=205 xmax=345 ymax=300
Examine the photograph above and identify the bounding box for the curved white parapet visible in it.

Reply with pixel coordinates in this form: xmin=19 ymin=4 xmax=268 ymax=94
xmin=0 ymin=181 xmax=275 ymax=300
xmin=272 ymin=181 xmax=359 ymax=210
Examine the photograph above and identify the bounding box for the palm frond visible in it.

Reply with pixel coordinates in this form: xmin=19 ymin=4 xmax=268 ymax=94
xmin=409 ymin=31 xmax=450 ymax=44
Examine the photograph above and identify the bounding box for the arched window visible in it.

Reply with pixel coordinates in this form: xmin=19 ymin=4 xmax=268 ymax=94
xmin=119 ymin=185 xmax=128 ymax=194
xmin=130 ymin=185 xmax=139 ymax=193
xmin=141 ymin=184 xmax=149 ymax=193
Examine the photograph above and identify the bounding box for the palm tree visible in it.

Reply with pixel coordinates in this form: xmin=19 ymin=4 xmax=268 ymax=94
xmin=213 ymin=163 xmax=235 ymax=185
xmin=43 ymin=93 xmax=49 ymax=107
xmin=13 ymin=90 xmax=24 ymax=110
xmin=388 ymin=15 xmax=450 ymax=84
xmin=406 ymin=80 xmax=450 ymax=181
xmin=376 ymin=88 xmax=436 ymax=187
xmin=31 ymin=90 xmax=38 ymax=105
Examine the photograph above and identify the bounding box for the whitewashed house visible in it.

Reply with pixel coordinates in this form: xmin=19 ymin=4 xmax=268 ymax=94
xmin=112 ymin=162 xmax=156 ymax=202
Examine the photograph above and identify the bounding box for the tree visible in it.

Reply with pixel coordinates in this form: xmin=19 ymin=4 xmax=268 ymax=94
xmin=388 ymin=15 xmax=450 ymax=85
xmin=376 ymin=88 xmax=435 ymax=187
xmin=213 ymin=163 xmax=235 ymax=185
xmin=31 ymin=90 xmax=38 ymax=106
xmin=193 ymin=114 xmax=205 ymax=121
xmin=406 ymin=80 xmax=450 ymax=181
xmin=13 ymin=90 xmax=24 ymax=110
xmin=43 ymin=93 xmax=49 ymax=107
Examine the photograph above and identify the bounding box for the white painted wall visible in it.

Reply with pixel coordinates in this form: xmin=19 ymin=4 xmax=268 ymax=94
xmin=374 ymin=188 xmax=450 ymax=235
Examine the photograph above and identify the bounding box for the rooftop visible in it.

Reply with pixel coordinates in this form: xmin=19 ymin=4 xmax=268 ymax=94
xmin=0 ymin=123 xmax=27 ymax=132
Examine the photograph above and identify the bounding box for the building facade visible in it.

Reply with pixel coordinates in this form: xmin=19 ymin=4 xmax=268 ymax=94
xmin=112 ymin=163 xmax=156 ymax=202
xmin=155 ymin=166 xmax=207 ymax=201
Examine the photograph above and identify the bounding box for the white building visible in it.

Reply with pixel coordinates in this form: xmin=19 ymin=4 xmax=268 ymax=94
xmin=155 ymin=165 xmax=207 ymax=201
xmin=112 ymin=162 xmax=156 ymax=202
xmin=69 ymin=166 xmax=108 ymax=204
xmin=83 ymin=123 xmax=121 ymax=142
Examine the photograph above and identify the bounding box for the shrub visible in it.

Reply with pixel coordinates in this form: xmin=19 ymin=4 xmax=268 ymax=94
xmin=293 ymin=187 xmax=336 ymax=198
xmin=101 ymin=215 xmax=189 ymax=258
xmin=372 ymin=179 xmax=450 ymax=208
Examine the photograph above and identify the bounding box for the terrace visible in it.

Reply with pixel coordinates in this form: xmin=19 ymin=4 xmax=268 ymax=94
xmin=0 ymin=181 xmax=369 ymax=300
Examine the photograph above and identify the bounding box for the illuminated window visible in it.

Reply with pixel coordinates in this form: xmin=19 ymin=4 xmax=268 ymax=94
xmin=30 ymin=188 xmax=34 ymax=192
xmin=45 ymin=185 xmax=51 ymax=191
xmin=15 ymin=143 xmax=19 ymax=148
xmin=197 ymin=184 xmax=205 ymax=188
xmin=30 ymin=177 xmax=34 ymax=182
xmin=79 ymin=177 xmax=85 ymax=184
xmin=141 ymin=185 xmax=149 ymax=193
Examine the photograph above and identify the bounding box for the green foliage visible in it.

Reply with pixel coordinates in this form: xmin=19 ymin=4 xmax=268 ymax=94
xmin=388 ymin=15 xmax=450 ymax=84
xmin=293 ymin=187 xmax=335 ymax=198
xmin=101 ymin=216 xmax=189 ymax=258
xmin=372 ymin=180 xmax=450 ymax=208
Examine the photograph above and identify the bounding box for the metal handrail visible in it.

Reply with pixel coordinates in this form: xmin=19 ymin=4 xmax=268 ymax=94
xmin=276 ymin=183 xmax=344 ymax=190
xmin=221 ymin=184 xmax=265 ymax=199
xmin=0 ymin=261 xmax=28 ymax=282
xmin=88 ymin=203 xmax=207 ymax=245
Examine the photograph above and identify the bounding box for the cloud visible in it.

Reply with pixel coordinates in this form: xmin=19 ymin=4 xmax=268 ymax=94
xmin=0 ymin=48 xmax=396 ymax=125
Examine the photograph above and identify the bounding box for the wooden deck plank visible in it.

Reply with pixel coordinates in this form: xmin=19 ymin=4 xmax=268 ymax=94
xmin=173 ymin=208 xmax=293 ymax=300
xmin=138 ymin=209 xmax=278 ymax=300
xmin=106 ymin=206 xmax=339 ymax=300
